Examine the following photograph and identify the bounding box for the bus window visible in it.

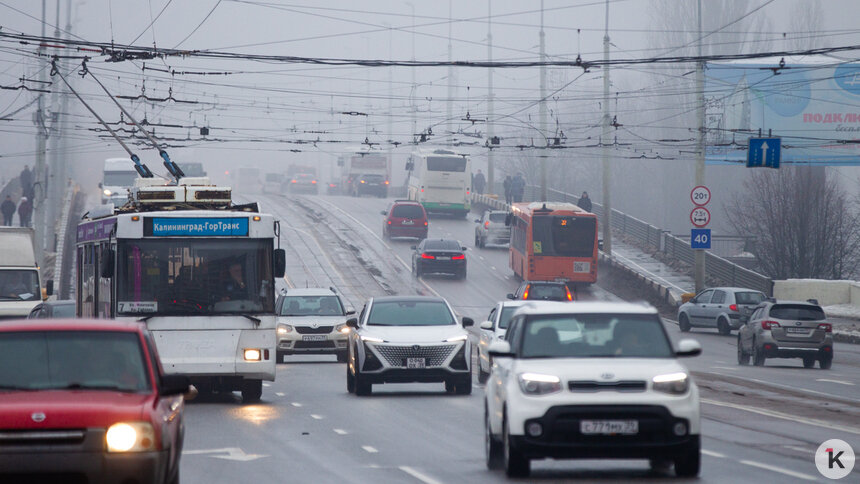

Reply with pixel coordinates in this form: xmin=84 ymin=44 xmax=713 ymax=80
xmin=426 ymin=157 xmax=466 ymax=172
xmin=532 ymin=216 xmax=596 ymax=258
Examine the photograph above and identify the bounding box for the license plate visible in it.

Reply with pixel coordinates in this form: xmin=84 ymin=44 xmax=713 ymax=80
xmin=402 ymin=220 xmax=414 ymax=225
xmin=302 ymin=335 xmax=327 ymax=341
xmin=574 ymin=261 xmax=591 ymax=273
xmin=786 ymin=327 xmax=809 ymax=334
xmin=580 ymin=420 xmax=638 ymax=435
xmin=436 ymin=256 xmax=450 ymax=260
xmin=406 ymin=358 xmax=426 ymax=368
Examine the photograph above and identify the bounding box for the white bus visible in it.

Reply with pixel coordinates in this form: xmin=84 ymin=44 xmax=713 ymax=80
xmin=100 ymin=158 xmax=139 ymax=205
xmin=406 ymin=149 xmax=472 ymax=217
xmin=76 ymin=178 xmax=286 ymax=403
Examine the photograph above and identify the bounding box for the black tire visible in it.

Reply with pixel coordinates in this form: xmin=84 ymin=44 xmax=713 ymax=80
xmin=336 ymin=351 xmax=348 ymax=363
xmin=717 ymin=317 xmax=731 ymax=335
xmin=737 ymin=336 xmax=750 ymax=365
xmin=679 ymin=314 xmax=691 ymax=332
xmin=241 ymin=379 xmax=263 ymax=403
xmin=355 ymin=368 xmax=372 ymax=396
xmin=276 ymin=350 xmax=285 ymax=363
xmin=346 ymin=363 xmax=355 ymax=393
xmin=649 ymin=458 xmax=672 ymax=473
xmin=456 ymin=375 xmax=472 ymax=395
xmin=803 ymin=357 xmax=816 ymax=368
xmin=752 ymin=340 xmax=766 ymax=366
xmin=674 ymin=436 xmax=701 ymax=477
xmin=458 ymin=267 xmax=467 ymax=280
xmin=819 ymin=355 xmax=833 ymax=369
xmin=503 ymin=415 xmax=530 ymax=477
xmin=485 ymin=405 xmax=504 ymax=470
xmin=477 ymin=351 xmax=490 ymax=384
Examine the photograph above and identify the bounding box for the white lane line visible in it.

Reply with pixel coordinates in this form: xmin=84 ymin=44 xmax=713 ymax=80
xmin=275 ymin=392 xmax=285 ymax=397
xmin=712 ymin=366 xmax=739 ymax=371
xmin=399 ymin=466 xmax=444 ymax=484
xmin=311 ymin=414 xmax=323 ymax=420
xmin=491 ymin=266 xmax=496 ymax=270
xmin=701 ymin=449 xmax=726 ymax=458
xmin=478 ymin=255 xmax=485 ymax=261
xmin=816 ymin=378 xmax=854 ymax=386
xmin=362 ymin=445 xmax=379 ymax=453
xmin=291 ymin=402 xmax=302 ymax=407
xmin=702 ymin=398 xmax=860 ymax=435
xmin=333 ymin=429 xmax=348 ymax=435
xmin=263 ymin=383 xmax=271 ymax=387
xmin=739 ymin=460 xmax=817 ymax=481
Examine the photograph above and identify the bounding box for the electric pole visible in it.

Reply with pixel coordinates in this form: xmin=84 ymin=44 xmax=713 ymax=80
xmin=486 ymin=0 xmax=495 ymax=195
xmin=32 ymin=0 xmax=48 ymax=263
xmin=539 ymin=0 xmax=547 ymax=201
xmin=446 ymin=0 xmax=453 ymax=146
xmin=694 ymin=0 xmax=706 ymax=292
xmin=601 ymin=0 xmax=613 ymax=255
xmin=46 ymin=0 xmax=62 ymax=248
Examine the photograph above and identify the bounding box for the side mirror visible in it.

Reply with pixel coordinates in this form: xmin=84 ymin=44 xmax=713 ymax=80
xmin=99 ymin=250 xmax=114 ymax=279
xmin=346 ymin=317 xmax=359 ymax=328
xmin=98 ymin=182 xmax=103 ymax=188
xmin=273 ymin=248 xmax=286 ymax=278
xmin=506 ymin=293 xmax=515 ymax=300
xmin=410 ymin=245 xmax=417 ymax=250
xmin=488 ymin=340 xmax=513 ymax=358
xmin=676 ymin=339 xmax=702 ymax=357
xmin=461 ymin=247 xmax=468 ymax=251
xmin=480 ymin=320 xmax=494 ymax=330
xmin=345 ymin=308 xmax=356 ymax=316
xmin=45 ymin=280 xmax=54 ymax=296
xmin=380 ymin=211 xmax=388 ymax=216
xmin=160 ymin=374 xmax=191 ymax=397
xmin=461 ymin=317 xmax=474 ymax=327
xmin=474 ymin=219 xmax=481 ymax=223
xmin=183 ymin=384 xmax=199 ymax=402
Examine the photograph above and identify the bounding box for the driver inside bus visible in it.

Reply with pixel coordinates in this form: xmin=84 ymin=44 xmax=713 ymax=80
xmin=220 ymin=262 xmax=248 ymax=302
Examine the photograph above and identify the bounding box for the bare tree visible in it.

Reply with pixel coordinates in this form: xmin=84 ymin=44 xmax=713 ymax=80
xmin=724 ymin=168 xmax=860 ymax=279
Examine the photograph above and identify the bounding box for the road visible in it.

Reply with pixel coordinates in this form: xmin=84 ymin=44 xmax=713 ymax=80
xmin=181 ymin=194 xmax=860 ymax=483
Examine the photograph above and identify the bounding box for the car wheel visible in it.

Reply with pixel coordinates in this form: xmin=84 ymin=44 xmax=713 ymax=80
xmin=649 ymin=458 xmax=672 ymax=473
xmin=459 ymin=267 xmax=467 ymax=279
xmin=276 ymin=350 xmax=285 ymax=363
xmin=679 ymin=313 xmax=691 ymax=332
xmin=737 ymin=336 xmax=750 ymax=365
xmin=819 ymin=355 xmax=833 ymax=369
xmin=803 ymin=357 xmax=816 ymax=368
xmin=455 ymin=375 xmax=472 ymax=395
xmin=717 ymin=317 xmax=731 ymax=335
xmin=477 ymin=351 xmax=490 ymax=384
xmin=673 ymin=436 xmax=701 ymax=477
xmin=240 ymin=379 xmax=263 ymax=403
xmin=752 ymin=340 xmax=766 ymax=366
xmin=346 ymin=363 xmax=355 ymax=393
xmin=355 ymin=368 xmax=372 ymax=396
xmin=336 ymin=351 xmax=348 ymax=363
xmin=485 ymin=405 xmax=504 ymax=470
xmin=503 ymin=414 xmax=530 ymax=477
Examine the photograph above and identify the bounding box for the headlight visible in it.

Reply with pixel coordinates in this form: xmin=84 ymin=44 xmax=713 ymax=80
xmin=106 ymin=422 xmax=155 ymax=452
xmin=243 ymin=348 xmax=262 ymax=361
xmin=277 ymin=324 xmax=292 ymax=335
xmin=335 ymin=324 xmax=350 ymax=334
xmin=103 ymin=189 xmax=112 ymax=196
xmin=445 ymin=334 xmax=468 ymax=342
xmin=518 ymin=372 xmax=562 ymax=395
xmin=652 ymin=372 xmax=689 ymax=394
xmin=361 ymin=335 xmax=384 ymax=343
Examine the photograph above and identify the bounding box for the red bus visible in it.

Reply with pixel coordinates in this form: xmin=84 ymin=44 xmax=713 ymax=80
xmin=508 ymin=202 xmax=599 ymax=284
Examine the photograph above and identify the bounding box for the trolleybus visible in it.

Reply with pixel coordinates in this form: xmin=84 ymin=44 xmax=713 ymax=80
xmin=76 ymin=177 xmax=286 ymax=403
xmin=508 ymin=202 xmax=598 ymax=284
xmin=406 ymin=149 xmax=471 ymax=217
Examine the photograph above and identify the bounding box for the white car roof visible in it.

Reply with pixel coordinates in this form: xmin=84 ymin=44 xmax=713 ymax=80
xmin=282 ymin=288 xmax=337 ymax=296
xmin=513 ymin=301 xmax=658 ymax=316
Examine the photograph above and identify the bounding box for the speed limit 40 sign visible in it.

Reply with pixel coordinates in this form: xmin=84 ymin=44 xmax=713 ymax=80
xmin=691 ymin=186 xmax=711 ymax=206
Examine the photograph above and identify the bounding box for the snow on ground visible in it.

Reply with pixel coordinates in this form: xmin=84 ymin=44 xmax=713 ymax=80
xmin=825 ymin=304 xmax=860 ymax=320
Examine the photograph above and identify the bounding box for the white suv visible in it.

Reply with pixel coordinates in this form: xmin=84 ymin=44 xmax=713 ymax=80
xmin=275 ymin=288 xmax=354 ymax=362
xmin=484 ymin=301 xmax=702 ymax=477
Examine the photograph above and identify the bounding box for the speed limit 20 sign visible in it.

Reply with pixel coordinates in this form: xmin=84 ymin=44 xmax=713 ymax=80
xmin=691 ymin=186 xmax=711 ymax=206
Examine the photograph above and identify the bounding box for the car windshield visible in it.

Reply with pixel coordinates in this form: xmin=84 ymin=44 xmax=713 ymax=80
xmin=489 ymin=212 xmax=507 ymax=223
xmin=526 ymin=284 xmax=567 ymax=300
xmin=735 ymin=291 xmax=766 ymax=305
xmin=280 ymin=295 xmax=343 ymax=316
xmin=498 ymin=306 xmax=520 ymax=329
xmin=769 ymin=304 xmax=825 ymax=321
xmin=0 ymin=270 xmax=40 ymax=301
xmin=367 ymin=300 xmax=455 ymax=326
xmin=392 ymin=204 xmax=424 ymax=218
xmin=519 ymin=314 xmax=673 ymax=358
xmin=0 ymin=331 xmax=150 ymax=392
xmin=423 ymin=240 xmax=461 ymax=251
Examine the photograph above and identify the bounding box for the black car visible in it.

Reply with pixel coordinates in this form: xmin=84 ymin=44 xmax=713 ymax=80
xmin=27 ymin=300 xmax=76 ymax=319
xmin=411 ymin=239 xmax=467 ymax=279
xmin=353 ymin=173 xmax=388 ymax=198
xmin=507 ymin=280 xmax=574 ymax=301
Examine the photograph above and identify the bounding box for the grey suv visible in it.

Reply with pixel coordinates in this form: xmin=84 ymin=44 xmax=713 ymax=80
xmin=737 ymin=299 xmax=833 ymax=369
xmin=677 ymin=287 xmax=766 ymax=335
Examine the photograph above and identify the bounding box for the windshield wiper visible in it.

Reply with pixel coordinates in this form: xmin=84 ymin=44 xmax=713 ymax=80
xmin=138 ymin=315 xmax=156 ymax=322
xmin=60 ymin=383 xmax=135 ymax=392
xmin=241 ymin=314 xmax=261 ymax=325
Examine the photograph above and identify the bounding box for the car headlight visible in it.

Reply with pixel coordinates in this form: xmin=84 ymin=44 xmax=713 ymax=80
xmin=360 ymin=335 xmax=384 ymax=343
xmin=335 ymin=323 xmax=350 ymax=334
xmin=445 ymin=334 xmax=468 ymax=342
xmin=106 ymin=422 xmax=155 ymax=452
xmin=518 ymin=372 xmax=562 ymax=395
xmin=652 ymin=372 xmax=689 ymax=394
xmin=277 ymin=324 xmax=292 ymax=335
xmin=103 ymin=189 xmax=112 ymax=196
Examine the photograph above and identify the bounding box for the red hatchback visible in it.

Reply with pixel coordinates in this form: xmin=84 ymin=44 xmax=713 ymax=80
xmin=0 ymin=319 xmax=190 ymax=484
xmin=382 ymin=200 xmax=429 ymax=240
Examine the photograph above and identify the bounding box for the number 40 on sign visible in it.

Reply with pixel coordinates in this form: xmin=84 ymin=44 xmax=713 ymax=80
xmin=691 ymin=229 xmax=711 ymax=250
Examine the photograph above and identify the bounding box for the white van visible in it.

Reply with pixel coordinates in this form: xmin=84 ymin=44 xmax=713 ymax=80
xmin=0 ymin=227 xmax=50 ymax=320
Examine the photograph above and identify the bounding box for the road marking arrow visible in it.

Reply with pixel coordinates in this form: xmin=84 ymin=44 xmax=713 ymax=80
xmin=184 ymin=447 xmax=268 ymax=461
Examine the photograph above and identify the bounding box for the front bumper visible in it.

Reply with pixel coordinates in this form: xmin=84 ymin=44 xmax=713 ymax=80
xmin=278 ymin=330 xmax=347 ymax=355
xmin=360 ymin=340 xmax=470 ymax=383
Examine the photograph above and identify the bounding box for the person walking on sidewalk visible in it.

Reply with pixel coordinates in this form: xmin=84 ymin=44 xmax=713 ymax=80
xmin=19 ymin=165 xmax=33 ymax=200
xmin=17 ymin=196 xmax=32 ymax=227
xmin=1 ymin=196 xmax=15 ymax=226
xmin=503 ymin=175 xmax=513 ymax=205
xmin=473 ymin=169 xmax=486 ymax=195
xmin=577 ymin=191 xmax=592 ymax=212
xmin=511 ymin=173 xmax=526 ymax=203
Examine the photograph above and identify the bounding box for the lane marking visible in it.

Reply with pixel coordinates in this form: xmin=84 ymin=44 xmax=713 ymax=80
xmin=399 ymin=466 xmax=444 ymax=484
xmin=816 ymin=378 xmax=854 ymax=386
xmin=275 ymin=392 xmax=285 ymax=397
xmin=263 ymin=383 xmax=271 ymax=387
xmin=333 ymin=429 xmax=348 ymax=435
xmin=291 ymin=402 xmax=303 ymax=407
xmin=702 ymin=398 xmax=860 ymax=435
xmin=362 ymin=445 xmax=379 ymax=453
xmin=712 ymin=366 xmax=739 ymax=371
xmin=702 ymin=449 xmax=726 ymax=458
xmin=739 ymin=460 xmax=817 ymax=481
xmin=311 ymin=414 xmax=324 ymax=420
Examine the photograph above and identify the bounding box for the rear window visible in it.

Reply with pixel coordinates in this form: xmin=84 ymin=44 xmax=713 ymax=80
xmin=526 ymin=284 xmax=567 ymax=300
xmin=769 ymin=304 xmax=825 ymax=321
xmin=392 ymin=204 xmax=425 ymax=218
xmin=735 ymin=291 xmax=765 ymax=305
xmin=424 ymin=240 xmax=461 ymax=250
xmin=489 ymin=212 xmax=507 ymax=222
xmin=360 ymin=174 xmax=384 ymax=181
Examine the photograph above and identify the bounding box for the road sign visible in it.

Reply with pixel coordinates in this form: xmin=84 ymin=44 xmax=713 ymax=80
xmin=691 ymin=186 xmax=711 ymax=206
xmin=747 ymin=137 xmax=781 ymax=168
xmin=690 ymin=207 xmax=710 ymax=227
xmin=691 ymin=229 xmax=711 ymax=249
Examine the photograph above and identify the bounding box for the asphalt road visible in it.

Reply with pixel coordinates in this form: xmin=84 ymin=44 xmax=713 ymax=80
xmin=180 ymin=194 xmax=860 ymax=483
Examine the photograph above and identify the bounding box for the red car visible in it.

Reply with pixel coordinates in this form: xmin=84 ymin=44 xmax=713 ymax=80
xmin=0 ymin=319 xmax=190 ymax=484
xmin=382 ymin=200 xmax=429 ymax=240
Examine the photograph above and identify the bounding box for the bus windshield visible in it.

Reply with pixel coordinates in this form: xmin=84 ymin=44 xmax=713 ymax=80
xmin=116 ymin=239 xmax=274 ymax=316
xmin=426 ymin=157 xmax=466 ymax=172
xmin=531 ymin=215 xmax=596 ymax=258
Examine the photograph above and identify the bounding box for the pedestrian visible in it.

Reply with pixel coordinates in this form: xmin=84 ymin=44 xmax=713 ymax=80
xmin=17 ymin=196 xmax=32 ymax=227
xmin=511 ymin=173 xmax=526 ymax=203
xmin=473 ymin=169 xmax=486 ymax=195
xmin=503 ymin=175 xmax=513 ymax=205
xmin=577 ymin=191 xmax=592 ymax=212
xmin=19 ymin=165 xmax=32 ymax=198
xmin=1 ymin=195 xmax=15 ymax=226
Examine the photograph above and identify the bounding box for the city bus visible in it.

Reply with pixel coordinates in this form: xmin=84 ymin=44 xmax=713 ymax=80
xmin=508 ymin=202 xmax=599 ymax=284
xmin=406 ymin=149 xmax=471 ymax=217
xmin=76 ymin=177 xmax=286 ymax=403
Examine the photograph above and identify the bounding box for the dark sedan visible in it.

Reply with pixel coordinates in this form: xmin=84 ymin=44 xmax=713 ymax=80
xmin=411 ymin=239 xmax=467 ymax=279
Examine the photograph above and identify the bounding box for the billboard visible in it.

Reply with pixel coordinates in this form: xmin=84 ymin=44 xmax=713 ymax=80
xmin=705 ymin=56 xmax=860 ymax=166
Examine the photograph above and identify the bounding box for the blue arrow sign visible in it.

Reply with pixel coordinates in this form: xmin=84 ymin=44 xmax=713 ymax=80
xmin=691 ymin=229 xmax=711 ymax=249
xmin=747 ymin=138 xmax=781 ymax=168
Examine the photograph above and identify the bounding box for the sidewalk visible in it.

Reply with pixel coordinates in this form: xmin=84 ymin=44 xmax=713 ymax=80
xmin=607 ymin=239 xmax=695 ymax=304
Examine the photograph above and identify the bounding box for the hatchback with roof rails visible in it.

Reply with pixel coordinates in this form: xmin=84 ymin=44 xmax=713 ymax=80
xmin=382 ymin=200 xmax=429 ymax=240
xmin=737 ymin=298 xmax=833 ymax=369
xmin=507 ymin=280 xmax=575 ymax=302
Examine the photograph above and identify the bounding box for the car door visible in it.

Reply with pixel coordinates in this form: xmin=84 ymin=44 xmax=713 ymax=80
xmin=479 ymin=306 xmax=498 ymax=372
xmin=689 ymin=289 xmax=714 ymax=325
xmin=740 ymin=307 xmax=762 ymax=350
xmin=706 ymin=290 xmax=727 ymax=327
xmin=489 ymin=316 xmax=521 ymax=425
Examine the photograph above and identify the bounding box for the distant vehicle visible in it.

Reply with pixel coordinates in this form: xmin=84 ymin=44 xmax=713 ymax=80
xmin=411 ymin=239 xmax=467 ymax=279
xmin=263 ymin=173 xmax=285 ymax=194
xmin=508 ymin=202 xmax=599 ymax=285
xmin=677 ymin=287 xmax=767 ymax=335
xmin=337 ymin=150 xmax=389 ymax=197
xmin=0 ymin=227 xmax=51 ymax=320
xmin=233 ymin=167 xmax=261 ymax=193
xmin=737 ymin=299 xmax=833 ymax=369
xmin=381 ymin=200 xmax=428 ymax=240
xmin=345 ymin=296 xmax=474 ymax=396
xmin=476 ymin=300 xmax=529 ymax=383
xmin=406 ymin=149 xmax=471 ymax=217
xmin=507 ymin=280 xmax=574 ymax=302
xmin=286 ymin=172 xmax=319 ymax=194
xmin=475 ymin=210 xmax=510 ymax=247
xmin=275 ymin=287 xmax=355 ymax=362
xmin=27 ymin=299 xmax=75 ymax=319
xmin=0 ymin=318 xmax=191 ymax=482
xmin=353 ymin=173 xmax=388 ymax=198
xmin=178 ymin=162 xmax=206 ymax=178
xmin=100 ymin=158 xmax=138 ymax=205
xmin=484 ymin=301 xmax=702 ymax=478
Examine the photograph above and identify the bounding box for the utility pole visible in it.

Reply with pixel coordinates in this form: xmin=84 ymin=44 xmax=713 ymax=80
xmin=486 ymin=0 xmax=495 ymax=194
xmin=32 ymin=0 xmax=48 ymax=263
xmin=539 ymin=0 xmax=547 ymax=201
xmin=446 ymin=0 xmax=453 ymax=146
xmin=407 ymin=2 xmax=416 ymax=143
xmin=46 ymin=0 xmax=62 ymax=249
xmin=694 ymin=0 xmax=706 ymax=292
xmin=386 ymin=23 xmax=393 ymax=181
xmin=601 ymin=0 xmax=613 ymax=255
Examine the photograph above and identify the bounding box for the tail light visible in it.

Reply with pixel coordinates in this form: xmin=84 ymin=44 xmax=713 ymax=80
xmin=729 ymin=304 xmax=738 ymax=312
xmin=291 ymin=180 xmax=297 ymax=183
xmin=420 ymin=188 xmax=424 ymax=192
xmin=452 ymin=254 xmax=465 ymax=260
xmin=360 ymin=180 xmax=366 ymax=184
xmin=421 ymin=253 xmax=435 ymax=259
xmin=467 ymin=190 xmax=471 ymax=195
xmin=484 ymin=221 xmax=490 ymax=228
xmin=424 ymin=221 xmax=428 ymax=226
xmin=522 ymin=286 xmax=530 ymax=300
xmin=818 ymin=323 xmax=832 ymax=332
xmin=761 ymin=320 xmax=780 ymax=330
xmin=329 ymin=183 xmax=336 ymax=187
xmin=387 ymin=220 xmax=391 ymax=225
xmin=311 ymin=180 xmax=317 ymax=184
xmin=566 ymin=287 xmax=573 ymax=301
xmin=384 ymin=180 xmax=390 ymax=185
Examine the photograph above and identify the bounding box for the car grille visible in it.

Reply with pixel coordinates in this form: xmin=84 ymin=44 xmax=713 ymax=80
xmin=294 ymin=340 xmax=336 ymax=349
xmin=568 ymin=380 xmax=647 ymax=392
xmin=373 ymin=344 xmax=457 ymax=367
xmin=0 ymin=429 xmax=86 ymax=446
xmin=295 ymin=325 xmax=334 ymax=334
